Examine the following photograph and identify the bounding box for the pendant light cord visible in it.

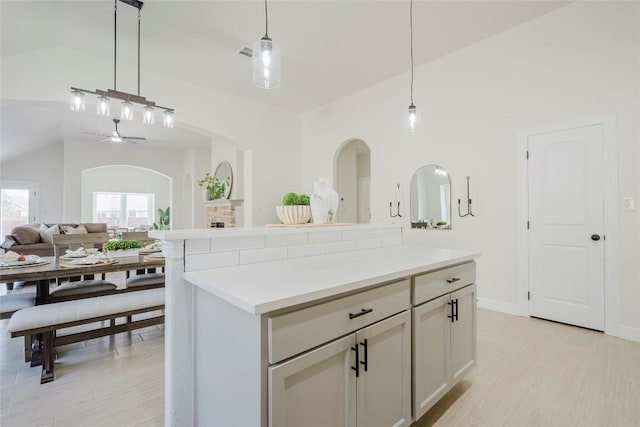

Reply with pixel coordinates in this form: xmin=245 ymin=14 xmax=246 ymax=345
xmin=114 ymin=0 xmax=117 ymax=90
xmin=137 ymin=8 xmax=141 ymax=96
xmin=264 ymin=0 xmax=269 ymax=37
xmin=410 ymin=0 xmax=414 ymax=105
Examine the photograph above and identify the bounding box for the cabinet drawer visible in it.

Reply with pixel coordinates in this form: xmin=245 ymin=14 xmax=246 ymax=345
xmin=413 ymin=262 xmax=475 ymax=305
xmin=268 ymin=279 xmax=410 ymax=364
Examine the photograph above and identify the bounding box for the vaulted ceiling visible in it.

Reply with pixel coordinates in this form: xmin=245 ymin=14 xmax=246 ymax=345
xmin=1 ymin=1 xmax=568 ymax=161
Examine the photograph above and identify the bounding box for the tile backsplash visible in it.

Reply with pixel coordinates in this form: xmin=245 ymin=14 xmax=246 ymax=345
xmin=184 ymin=225 xmax=402 ymax=272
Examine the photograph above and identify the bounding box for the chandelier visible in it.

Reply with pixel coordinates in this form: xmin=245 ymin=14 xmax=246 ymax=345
xmin=70 ymin=0 xmax=175 ymax=128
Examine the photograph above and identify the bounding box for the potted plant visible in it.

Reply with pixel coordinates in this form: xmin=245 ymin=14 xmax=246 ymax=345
xmin=276 ymin=193 xmax=311 ymax=225
xmin=103 ymin=239 xmax=143 ymax=258
xmin=198 ymin=174 xmax=230 ymax=200
xmin=153 ymin=207 xmax=170 ymax=230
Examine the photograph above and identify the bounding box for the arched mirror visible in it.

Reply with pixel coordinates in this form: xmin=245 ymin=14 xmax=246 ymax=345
xmin=410 ymin=165 xmax=451 ymax=229
xmin=213 ymin=161 xmax=233 ymax=200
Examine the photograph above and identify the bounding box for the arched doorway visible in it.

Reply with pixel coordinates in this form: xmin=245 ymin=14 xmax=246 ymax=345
xmin=334 ymin=139 xmax=371 ymax=223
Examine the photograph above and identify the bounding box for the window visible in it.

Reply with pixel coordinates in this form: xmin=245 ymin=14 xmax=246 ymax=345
xmin=1 ymin=181 xmax=38 ymax=238
xmin=93 ymin=192 xmax=154 ymax=229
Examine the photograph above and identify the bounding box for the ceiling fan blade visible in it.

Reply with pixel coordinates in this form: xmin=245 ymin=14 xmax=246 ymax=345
xmin=122 ymin=136 xmax=146 ymax=141
xmin=83 ymin=131 xmax=110 ymax=138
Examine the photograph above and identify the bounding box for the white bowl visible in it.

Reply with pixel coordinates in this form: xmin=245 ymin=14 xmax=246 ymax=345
xmin=276 ymin=205 xmax=312 ymax=225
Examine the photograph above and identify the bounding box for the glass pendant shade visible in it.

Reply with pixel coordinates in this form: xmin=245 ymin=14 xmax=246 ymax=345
xmin=96 ymin=96 xmax=111 ymax=116
xmin=121 ymin=101 xmax=134 ymax=121
xmin=163 ymin=110 xmax=175 ymax=128
xmin=408 ymin=104 xmax=417 ymax=133
xmin=70 ymin=90 xmax=85 ymax=112
xmin=252 ymin=37 xmax=281 ymax=89
xmin=143 ymin=106 xmax=155 ymax=125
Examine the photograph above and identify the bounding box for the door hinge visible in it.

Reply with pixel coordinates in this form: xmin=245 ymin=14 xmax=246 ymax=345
xmin=528 ymin=291 xmax=531 ymax=300
xmin=526 ymin=150 xmax=529 ymax=160
xmin=527 ymin=221 xmax=530 ymax=230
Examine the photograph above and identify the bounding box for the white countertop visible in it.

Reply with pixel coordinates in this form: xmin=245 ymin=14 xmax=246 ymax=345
xmin=149 ymin=223 xmax=401 ymax=241
xmin=184 ymin=244 xmax=480 ymax=315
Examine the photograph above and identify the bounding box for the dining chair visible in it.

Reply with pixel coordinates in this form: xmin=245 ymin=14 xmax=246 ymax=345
xmin=120 ymin=231 xmax=165 ymax=289
xmin=50 ymin=233 xmax=117 ymax=300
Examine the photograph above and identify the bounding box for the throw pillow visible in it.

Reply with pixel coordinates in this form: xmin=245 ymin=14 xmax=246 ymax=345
xmin=39 ymin=223 xmax=60 ymax=244
xmin=10 ymin=225 xmax=41 ymax=245
xmin=63 ymin=225 xmax=89 ymax=234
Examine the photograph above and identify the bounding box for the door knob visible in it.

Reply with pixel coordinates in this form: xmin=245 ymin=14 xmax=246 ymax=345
xmin=591 ymin=234 xmax=601 ymax=241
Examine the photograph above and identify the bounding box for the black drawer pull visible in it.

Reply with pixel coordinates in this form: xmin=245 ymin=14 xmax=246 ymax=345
xmin=349 ymin=308 xmax=373 ymax=319
xmin=446 ymin=277 xmax=461 ymax=284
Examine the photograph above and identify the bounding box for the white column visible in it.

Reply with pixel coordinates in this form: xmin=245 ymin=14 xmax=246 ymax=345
xmin=163 ymin=240 xmax=193 ymax=427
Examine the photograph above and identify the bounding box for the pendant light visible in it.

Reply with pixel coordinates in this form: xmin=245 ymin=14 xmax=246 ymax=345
xmin=408 ymin=0 xmax=417 ymax=133
xmin=253 ymin=0 xmax=281 ymax=89
xmin=70 ymin=0 xmax=175 ymax=127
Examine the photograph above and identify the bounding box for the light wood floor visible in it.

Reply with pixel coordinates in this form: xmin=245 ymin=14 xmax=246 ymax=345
xmin=1 ymin=281 xmax=639 ymax=427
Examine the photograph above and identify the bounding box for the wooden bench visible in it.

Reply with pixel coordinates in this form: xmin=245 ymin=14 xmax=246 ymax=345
xmin=7 ymin=288 xmax=164 ymax=383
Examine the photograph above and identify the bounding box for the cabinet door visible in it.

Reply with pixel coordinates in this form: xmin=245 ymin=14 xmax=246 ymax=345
xmin=412 ymin=294 xmax=451 ymax=420
xmin=450 ymin=284 xmax=477 ymax=383
xmin=269 ymin=334 xmax=356 ymax=427
xmin=356 ymin=311 xmax=412 ymax=427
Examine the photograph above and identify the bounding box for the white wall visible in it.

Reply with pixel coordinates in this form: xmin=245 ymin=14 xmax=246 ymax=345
xmin=301 ymin=2 xmax=640 ymax=333
xmin=2 ymin=43 xmax=301 ymax=226
xmin=0 ymin=142 xmax=64 ymax=224
xmin=81 ymin=165 xmax=171 ymax=227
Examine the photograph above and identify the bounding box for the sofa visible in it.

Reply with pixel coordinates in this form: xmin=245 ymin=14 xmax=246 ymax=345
xmin=2 ymin=223 xmax=108 ymax=257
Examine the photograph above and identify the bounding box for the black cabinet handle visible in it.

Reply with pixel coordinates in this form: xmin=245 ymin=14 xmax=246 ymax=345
xmin=446 ymin=277 xmax=461 ymax=284
xmin=447 ymin=301 xmax=455 ymax=322
xmin=360 ymin=339 xmax=368 ymax=372
xmin=349 ymin=308 xmax=373 ymax=319
xmin=454 ymin=298 xmax=459 ymax=322
xmin=591 ymin=234 xmax=601 ymax=241
xmin=351 ymin=345 xmax=359 ymax=378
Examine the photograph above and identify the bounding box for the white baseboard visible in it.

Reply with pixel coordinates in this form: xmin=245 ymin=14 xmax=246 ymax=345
xmin=477 ymin=298 xmax=516 ymax=315
xmin=618 ymin=325 xmax=640 ymax=342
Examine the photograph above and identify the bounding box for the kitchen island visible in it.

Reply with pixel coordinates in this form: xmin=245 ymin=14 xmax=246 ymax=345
xmin=151 ymin=225 xmax=480 ymax=427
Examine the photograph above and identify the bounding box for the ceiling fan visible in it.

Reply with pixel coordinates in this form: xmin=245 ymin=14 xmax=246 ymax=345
xmin=85 ymin=118 xmax=147 ymax=144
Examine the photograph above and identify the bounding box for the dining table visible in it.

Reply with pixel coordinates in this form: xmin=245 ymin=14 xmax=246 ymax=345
xmin=0 ymin=254 xmax=165 ymax=304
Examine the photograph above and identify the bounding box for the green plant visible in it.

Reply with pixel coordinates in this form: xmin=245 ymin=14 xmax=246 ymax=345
xmin=197 ymin=173 xmax=214 ymax=189
xmin=153 ymin=207 xmax=170 ymax=230
xmin=283 ymin=192 xmax=300 ymax=205
xmin=103 ymin=240 xmax=143 ymax=251
xmin=436 ymin=221 xmax=448 ymax=227
xmin=282 ymin=193 xmax=310 ymax=206
xmin=298 ymin=194 xmax=310 ymax=205
xmin=209 ymin=178 xmax=229 ymax=200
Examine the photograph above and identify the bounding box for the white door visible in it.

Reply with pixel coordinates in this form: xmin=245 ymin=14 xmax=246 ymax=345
xmin=269 ymin=334 xmax=356 ymax=427
xmin=0 ymin=181 xmax=38 ymax=238
xmin=528 ymin=125 xmax=605 ymax=330
xmin=358 ymin=177 xmax=370 ymax=224
xmin=356 ymin=311 xmax=412 ymax=427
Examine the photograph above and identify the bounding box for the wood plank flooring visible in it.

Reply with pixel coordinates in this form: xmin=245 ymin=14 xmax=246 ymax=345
xmin=1 ymin=281 xmax=639 ymax=427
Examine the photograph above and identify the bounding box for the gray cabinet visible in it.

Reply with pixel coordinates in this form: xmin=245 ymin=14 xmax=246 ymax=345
xmin=269 ymin=311 xmax=412 ymax=427
xmin=413 ymin=264 xmax=477 ymax=421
